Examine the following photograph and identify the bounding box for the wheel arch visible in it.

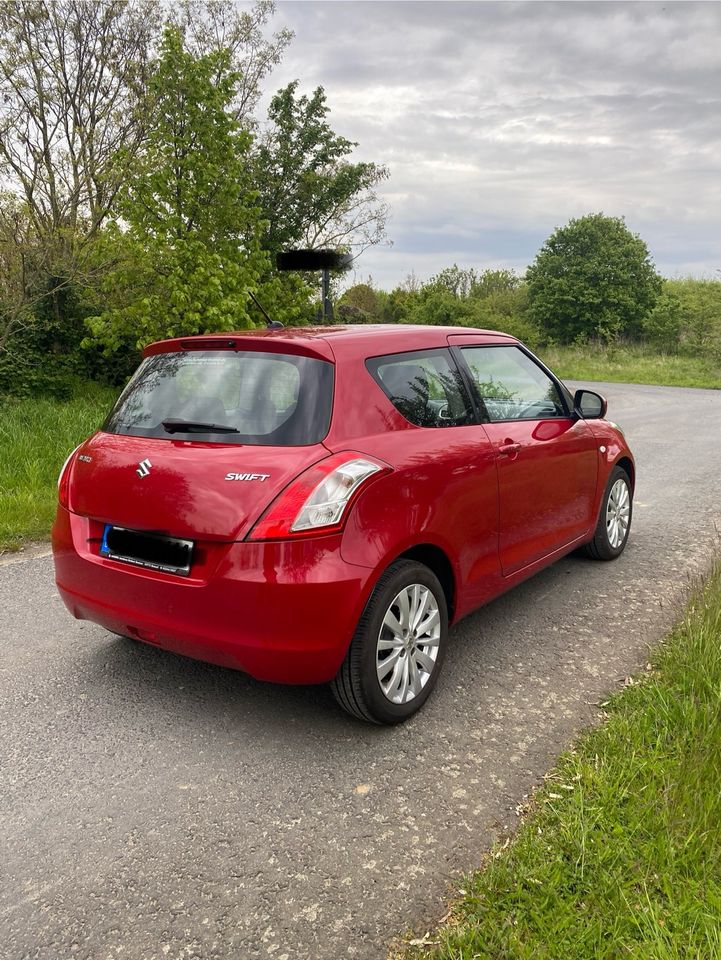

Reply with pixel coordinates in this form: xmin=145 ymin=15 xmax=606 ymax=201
xmin=396 ymin=543 xmax=456 ymax=622
xmin=616 ymin=455 xmax=635 ymax=492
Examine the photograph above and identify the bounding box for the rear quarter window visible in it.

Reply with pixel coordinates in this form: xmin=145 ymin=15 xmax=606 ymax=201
xmin=366 ymin=349 xmax=473 ymax=428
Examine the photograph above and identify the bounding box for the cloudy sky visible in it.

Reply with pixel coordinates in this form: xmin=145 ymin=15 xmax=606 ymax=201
xmin=265 ymin=1 xmax=721 ymax=290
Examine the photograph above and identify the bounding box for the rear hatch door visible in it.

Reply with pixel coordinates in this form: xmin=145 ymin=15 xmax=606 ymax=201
xmin=69 ymin=342 xmax=335 ymax=541
xmin=71 ymin=432 xmax=328 ymax=541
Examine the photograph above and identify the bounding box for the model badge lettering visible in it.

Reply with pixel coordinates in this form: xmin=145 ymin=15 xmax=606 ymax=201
xmin=225 ymin=472 xmax=271 ymax=482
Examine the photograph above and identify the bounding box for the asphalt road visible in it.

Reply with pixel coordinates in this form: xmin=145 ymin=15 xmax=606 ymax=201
xmin=2 ymin=382 xmax=721 ymax=960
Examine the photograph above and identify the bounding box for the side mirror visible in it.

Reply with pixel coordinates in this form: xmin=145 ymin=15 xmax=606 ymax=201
xmin=573 ymin=388 xmax=607 ymax=419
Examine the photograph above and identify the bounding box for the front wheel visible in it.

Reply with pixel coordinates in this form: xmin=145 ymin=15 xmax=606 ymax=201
xmin=331 ymin=560 xmax=449 ymax=724
xmin=582 ymin=465 xmax=632 ymax=560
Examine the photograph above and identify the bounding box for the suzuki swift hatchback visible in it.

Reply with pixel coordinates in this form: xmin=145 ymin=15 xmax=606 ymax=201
xmin=53 ymin=325 xmax=634 ymax=723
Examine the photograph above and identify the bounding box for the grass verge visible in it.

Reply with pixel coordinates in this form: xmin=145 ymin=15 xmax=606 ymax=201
xmin=0 ymin=342 xmax=718 ymax=553
xmin=404 ymin=562 xmax=721 ymax=959
xmin=0 ymin=383 xmax=118 ymax=552
xmin=541 ymin=342 xmax=721 ymax=389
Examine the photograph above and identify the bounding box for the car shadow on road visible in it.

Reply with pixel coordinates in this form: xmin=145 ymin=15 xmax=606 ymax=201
xmin=78 ymin=548 xmax=641 ymax=751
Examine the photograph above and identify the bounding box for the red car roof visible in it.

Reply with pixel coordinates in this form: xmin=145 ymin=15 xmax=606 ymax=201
xmin=143 ymin=324 xmax=517 ymax=362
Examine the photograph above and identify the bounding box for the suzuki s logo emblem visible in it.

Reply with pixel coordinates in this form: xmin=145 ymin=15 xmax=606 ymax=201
xmin=136 ymin=459 xmax=152 ymax=478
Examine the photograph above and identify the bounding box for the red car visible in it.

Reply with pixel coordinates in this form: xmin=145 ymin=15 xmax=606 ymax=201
xmin=53 ymin=325 xmax=634 ymax=724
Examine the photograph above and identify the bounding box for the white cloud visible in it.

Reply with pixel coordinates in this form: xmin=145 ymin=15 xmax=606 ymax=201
xmin=264 ymin=0 xmax=721 ymax=288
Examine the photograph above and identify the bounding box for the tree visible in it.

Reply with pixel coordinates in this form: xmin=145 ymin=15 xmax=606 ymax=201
xmin=0 ymin=1 xmax=158 ymax=253
xmin=423 ymin=266 xmax=523 ymax=302
xmin=526 ymin=214 xmax=662 ymax=343
xmin=87 ymin=28 xmax=269 ymax=351
xmin=0 ymin=0 xmax=159 ymax=355
xmin=254 ymin=82 xmax=390 ymax=258
xmin=427 ymin=265 xmax=477 ymax=299
xmin=407 ymin=287 xmax=472 ymax=326
xmin=0 ymin=197 xmax=47 ymax=356
xmin=470 ymin=268 xmax=520 ymax=299
xmin=337 ymin=282 xmax=381 ymax=323
xmin=168 ymin=0 xmax=292 ymax=123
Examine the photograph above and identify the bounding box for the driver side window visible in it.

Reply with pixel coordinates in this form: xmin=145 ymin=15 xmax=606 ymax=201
xmin=461 ymin=346 xmax=566 ymax=422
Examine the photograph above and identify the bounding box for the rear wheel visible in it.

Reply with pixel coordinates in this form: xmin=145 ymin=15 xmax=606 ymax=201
xmin=331 ymin=560 xmax=449 ymax=724
xmin=583 ymin=465 xmax=632 ymax=560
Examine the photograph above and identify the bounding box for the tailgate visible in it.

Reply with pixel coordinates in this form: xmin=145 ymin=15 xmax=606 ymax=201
xmin=69 ymin=432 xmax=328 ymax=541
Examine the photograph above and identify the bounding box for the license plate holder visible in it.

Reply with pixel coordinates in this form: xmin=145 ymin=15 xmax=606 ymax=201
xmin=100 ymin=525 xmax=194 ymax=577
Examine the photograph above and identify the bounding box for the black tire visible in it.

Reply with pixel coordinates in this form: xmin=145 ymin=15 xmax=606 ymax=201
xmin=582 ymin=465 xmax=632 ymax=561
xmin=330 ymin=559 xmax=449 ymax=724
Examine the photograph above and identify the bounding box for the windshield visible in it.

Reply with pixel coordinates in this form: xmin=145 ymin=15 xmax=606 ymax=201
xmin=103 ymin=350 xmax=334 ymax=446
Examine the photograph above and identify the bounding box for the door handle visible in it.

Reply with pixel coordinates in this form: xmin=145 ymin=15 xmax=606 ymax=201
xmin=498 ymin=440 xmax=522 ymax=456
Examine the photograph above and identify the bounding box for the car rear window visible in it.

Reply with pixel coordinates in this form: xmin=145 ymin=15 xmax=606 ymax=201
xmin=103 ymin=350 xmax=334 ymax=446
xmin=366 ymin=349 xmax=473 ymax=427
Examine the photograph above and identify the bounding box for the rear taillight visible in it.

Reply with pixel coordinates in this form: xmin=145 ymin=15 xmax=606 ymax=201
xmin=57 ymin=445 xmax=81 ymax=508
xmin=247 ymin=452 xmax=389 ymax=541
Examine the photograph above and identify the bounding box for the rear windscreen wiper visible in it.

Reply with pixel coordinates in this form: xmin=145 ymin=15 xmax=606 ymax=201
xmin=162 ymin=418 xmax=240 ymax=434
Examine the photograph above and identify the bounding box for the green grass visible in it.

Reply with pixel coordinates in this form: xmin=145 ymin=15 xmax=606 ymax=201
xmin=0 ymin=383 xmax=118 ymax=551
xmin=0 ymin=341 xmax=718 ymax=552
xmin=540 ymin=342 xmax=721 ymax=389
xmin=406 ymin=563 xmax=721 ymax=960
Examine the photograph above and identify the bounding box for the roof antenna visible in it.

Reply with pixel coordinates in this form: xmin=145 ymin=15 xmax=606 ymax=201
xmin=248 ymin=289 xmax=284 ymax=329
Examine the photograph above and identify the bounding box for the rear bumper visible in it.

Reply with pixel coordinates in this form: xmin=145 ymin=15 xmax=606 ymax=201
xmin=52 ymin=506 xmax=375 ymax=684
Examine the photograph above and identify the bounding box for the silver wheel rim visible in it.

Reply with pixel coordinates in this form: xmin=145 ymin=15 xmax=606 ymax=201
xmin=376 ymin=584 xmax=441 ymax=704
xmin=606 ymin=477 xmax=630 ymax=549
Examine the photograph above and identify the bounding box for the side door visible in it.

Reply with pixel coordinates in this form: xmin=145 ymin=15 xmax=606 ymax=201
xmin=453 ymin=342 xmax=599 ymax=576
xmin=345 ymin=347 xmax=502 ymax=616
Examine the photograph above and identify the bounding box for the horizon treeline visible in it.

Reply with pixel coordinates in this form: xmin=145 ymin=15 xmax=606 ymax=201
xmin=339 ymin=214 xmax=721 ymax=360
xmin=0 ymin=4 xmax=717 ymax=400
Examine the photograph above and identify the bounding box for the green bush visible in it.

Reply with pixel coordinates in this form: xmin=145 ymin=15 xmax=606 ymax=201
xmin=0 ymin=278 xmax=146 ymax=399
xmin=405 ymin=287 xmax=473 ymax=326
xmin=642 ymin=290 xmax=684 ymax=349
xmin=667 ymin=278 xmax=721 ymax=359
xmin=465 ymin=286 xmax=542 ymax=349
xmin=0 ymin=285 xmax=96 ymax=399
xmin=338 ymin=283 xmax=381 ymax=320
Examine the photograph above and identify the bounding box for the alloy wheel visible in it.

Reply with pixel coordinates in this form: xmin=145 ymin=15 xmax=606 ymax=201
xmin=376 ymin=583 xmax=441 ymax=704
xmin=606 ymin=477 xmax=631 ymax=549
